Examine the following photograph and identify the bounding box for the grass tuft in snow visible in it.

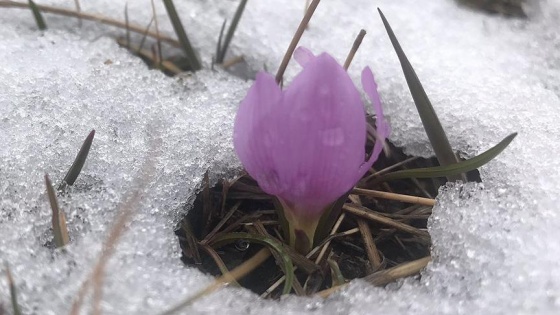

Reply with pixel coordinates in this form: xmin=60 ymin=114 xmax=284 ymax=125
xmin=27 ymin=0 xmax=46 ymax=30
xmin=378 ymin=9 xmax=465 ymax=182
xmin=59 ymin=130 xmax=95 ymax=191
xmin=162 ymin=0 xmax=201 ymax=71
xmin=45 ymin=174 xmax=70 ymax=248
xmin=216 ymin=0 xmax=248 ymax=64
xmin=5 ymin=264 xmax=22 ymax=315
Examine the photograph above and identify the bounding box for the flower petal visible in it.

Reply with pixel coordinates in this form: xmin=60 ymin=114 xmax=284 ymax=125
xmin=272 ymin=53 xmax=368 ymax=214
xmin=233 ymin=71 xmax=284 ymax=195
xmin=293 ymin=46 xmax=315 ymax=67
xmin=358 ymin=66 xmax=391 ymax=178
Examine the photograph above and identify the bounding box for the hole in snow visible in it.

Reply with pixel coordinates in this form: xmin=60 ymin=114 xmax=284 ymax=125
xmin=175 ymin=138 xmax=481 ymax=297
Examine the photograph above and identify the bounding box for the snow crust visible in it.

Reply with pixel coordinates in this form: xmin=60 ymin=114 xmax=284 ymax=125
xmin=1 ymin=0 xmax=560 ymax=314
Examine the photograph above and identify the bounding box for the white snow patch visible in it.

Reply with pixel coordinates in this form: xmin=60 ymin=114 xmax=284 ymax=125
xmin=1 ymin=0 xmax=560 ymax=314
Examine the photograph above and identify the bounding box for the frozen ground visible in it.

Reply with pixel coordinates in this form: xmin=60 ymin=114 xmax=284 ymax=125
xmin=1 ymin=0 xmax=559 ymax=314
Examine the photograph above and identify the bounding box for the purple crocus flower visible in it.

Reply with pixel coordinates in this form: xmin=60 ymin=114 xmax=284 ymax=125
xmin=234 ymin=47 xmax=390 ymax=252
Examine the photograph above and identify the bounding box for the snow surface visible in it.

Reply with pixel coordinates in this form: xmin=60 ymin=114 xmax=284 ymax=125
xmin=1 ymin=0 xmax=560 ymax=314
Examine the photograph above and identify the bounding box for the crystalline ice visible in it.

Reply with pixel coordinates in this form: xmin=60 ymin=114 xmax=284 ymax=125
xmin=1 ymin=0 xmax=560 ymax=314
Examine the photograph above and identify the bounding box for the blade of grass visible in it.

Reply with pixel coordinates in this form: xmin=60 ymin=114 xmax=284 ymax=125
xmin=215 ymin=19 xmax=227 ymax=65
xmin=162 ymin=0 xmax=202 ymax=71
xmin=5 ymin=265 xmax=22 ymax=315
xmin=373 ymin=133 xmax=517 ymax=183
xmin=46 ymin=174 xmax=70 ymax=247
xmin=28 ymin=0 xmax=46 ymax=30
xmin=58 ymin=129 xmax=95 ymax=190
xmin=252 ymin=220 xmax=318 ymax=275
xmin=216 ymin=0 xmax=248 ymax=63
xmin=150 ymin=0 xmax=163 ymax=70
xmin=378 ymin=8 xmax=463 ymax=182
xmin=69 ymin=129 xmax=159 ymax=315
xmin=210 ymin=232 xmax=295 ymax=295
xmin=138 ymin=17 xmax=154 ymax=52
xmin=261 ymin=224 xmax=359 ymax=298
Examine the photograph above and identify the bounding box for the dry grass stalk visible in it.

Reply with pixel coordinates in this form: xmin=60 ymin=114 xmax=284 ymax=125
xmin=0 ymin=1 xmax=180 ymax=47
xmin=356 ymin=219 xmax=382 ymax=272
xmin=353 ymin=188 xmax=436 ymax=206
xmin=275 ymin=0 xmax=321 ymax=83
xmin=316 ymin=256 xmax=431 ymax=298
xmin=343 ymin=203 xmax=430 ymax=239
xmin=343 ymin=29 xmax=366 ymax=70
xmin=314 ymin=213 xmax=346 ymax=264
xmin=45 ymin=174 xmax=70 ymax=247
xmin=364 ymin=256 xmax=431 ymax=285
xmin=160 ymin=248 xmax=272 ymax=315
xmin=222 ymin=55 xmax=245 ymax=68
xmin=116 ymin=38 xmax=182 ymax=74
xmin=365 ymin=156 xmax=419 ymax=180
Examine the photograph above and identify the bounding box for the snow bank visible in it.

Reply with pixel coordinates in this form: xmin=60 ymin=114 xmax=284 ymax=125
xmin=1 ymin=0 xmax=559 ymax=314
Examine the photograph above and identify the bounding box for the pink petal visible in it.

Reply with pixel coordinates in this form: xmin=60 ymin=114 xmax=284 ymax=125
xmin=272 ymin=53 xmax=368 ymax=215
xmin=233 ymin=72 xmax=284 ymax=195
xmin=293 ymin=46 xmax=315 ymax=67
xmin=358 ymin=66 xmax=391 ymax=179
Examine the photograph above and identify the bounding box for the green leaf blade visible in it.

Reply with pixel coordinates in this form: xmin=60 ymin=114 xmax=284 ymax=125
xmin=59 ymin=129 xmax=95 ymax=190
xmin=5 ymin=265 xmax=22 ymax=315
xmin=28 ymin=0 xmax=47 ymax=30
xmin=378 ymin=9 xmax=463 ymax=182
xmin=162 ymin=0 xmax=202 ymax=71
xmin=217 ymin=0 xmax=248 ymax=63
xmin=377 ymin=133 xmax=517 ymax=182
